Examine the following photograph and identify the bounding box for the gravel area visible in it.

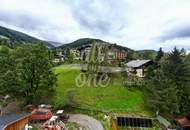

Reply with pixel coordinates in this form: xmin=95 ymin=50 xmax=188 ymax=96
xmin=68 ymin=114 xmax=104 ymax=130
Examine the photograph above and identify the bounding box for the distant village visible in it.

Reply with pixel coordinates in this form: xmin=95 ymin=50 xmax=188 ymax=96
xmin=54 ymin=43 xmax=127 ymax=63
xmin=53 ymin=42 xmax=153 ymax=78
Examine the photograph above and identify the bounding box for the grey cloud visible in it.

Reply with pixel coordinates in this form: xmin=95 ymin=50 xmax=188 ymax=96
xmin=163 ymin=45 xmax=190 ymax=53
xmin=64 ymin=0 xmax=127 ymax=36
xmin=0 ymin=10 xmax=64 ymax=41
xmin=0 ymin=10 xmax=45 ymax=31
xmin=75 ymin=14 xmax=111 ymax=35
xmin=0 ymin=0 xmax=128 ymax=42
xmin=158 ymin=25 xmax=190 ymax=42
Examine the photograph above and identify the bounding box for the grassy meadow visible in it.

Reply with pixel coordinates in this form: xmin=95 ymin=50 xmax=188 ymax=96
xmin=53 ymin=65 xmax=152 ymax=116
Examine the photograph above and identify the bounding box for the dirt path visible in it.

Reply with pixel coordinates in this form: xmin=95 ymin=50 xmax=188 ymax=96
xmin=68 ymin=114 xmax=104 ymax=130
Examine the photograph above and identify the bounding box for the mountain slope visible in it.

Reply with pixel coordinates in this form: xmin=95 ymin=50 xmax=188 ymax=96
xmin=56 ymin=38 xmax=132 ymax=52
xmin=57 ymin=38 xmax=106 ymax=49
xmin=0 ymin=26 xmax=54 ymax=48
xmin=137 ymin=49 xmax=157 ymax=54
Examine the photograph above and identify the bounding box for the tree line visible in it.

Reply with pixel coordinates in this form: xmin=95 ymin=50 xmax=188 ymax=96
xmin=0 ymin=43 xmax=56 ymax=105
xmin=145 ymin=47 xmax=190 ymax=115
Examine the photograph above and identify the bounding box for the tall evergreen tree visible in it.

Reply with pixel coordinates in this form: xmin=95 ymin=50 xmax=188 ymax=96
xmin=164 ymin=47 xmax=190 ymax=86
xmin=145 ymin=47 xmax=190 ymax=114
xmin=163 ymin=47 xmax=190 ymax=113
xmin=180 ymin=52 xmax=190 ymax=113
xmin=155 ymin=47 xmax=164 ymax=62
xmin=145 ymin=69 xmax=179 ymax=114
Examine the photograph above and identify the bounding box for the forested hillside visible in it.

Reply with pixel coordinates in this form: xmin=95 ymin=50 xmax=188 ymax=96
xmin=0 ymin=26 xmax=54 ymax=48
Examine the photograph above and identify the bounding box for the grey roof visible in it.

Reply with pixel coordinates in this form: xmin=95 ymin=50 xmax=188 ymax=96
xmin=126 ymin=60 xmax=151 ymax=68
xmin=0 ymin=113 xmax=28 ymax=130
xmin=157 ymin=115 xmax=171 ymax=127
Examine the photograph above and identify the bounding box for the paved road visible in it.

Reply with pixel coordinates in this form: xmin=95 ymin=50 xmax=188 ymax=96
xmin=68 ymin=114 xmax=104 ymax=130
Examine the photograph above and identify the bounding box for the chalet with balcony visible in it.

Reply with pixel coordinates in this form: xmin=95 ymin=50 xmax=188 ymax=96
xmin=126 ymin=60 xmax=153 ymax=77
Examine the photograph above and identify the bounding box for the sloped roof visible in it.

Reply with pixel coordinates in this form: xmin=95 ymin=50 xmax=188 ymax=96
xmin=0 ymin=113 xmax=28 ymax=130
xmin=126 ymin=60 xmax=152 ymax=68
xmin=175 ymin=117 xmax=190 ymax=127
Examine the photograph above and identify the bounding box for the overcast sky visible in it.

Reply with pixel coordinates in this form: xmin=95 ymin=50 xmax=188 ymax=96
xmin=0 ymin=0 xmax=190 ymax=51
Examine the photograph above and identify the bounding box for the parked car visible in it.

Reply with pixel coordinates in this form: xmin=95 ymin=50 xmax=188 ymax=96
xmin=56 ymin=110 xmax=69 ymax=122
xmin=42 ymin=116 xmax=66 ymax=130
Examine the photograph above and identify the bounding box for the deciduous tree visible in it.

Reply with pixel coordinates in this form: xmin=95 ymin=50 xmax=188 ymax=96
xmin=0 ymin=44 xmax=56 ymax=104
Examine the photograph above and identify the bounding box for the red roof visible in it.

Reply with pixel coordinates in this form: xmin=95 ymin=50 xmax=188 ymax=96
xmin=175 ymin=117 xmax=190 ymax=128
xmin=30 ymin=108 xmax=52 ymax=120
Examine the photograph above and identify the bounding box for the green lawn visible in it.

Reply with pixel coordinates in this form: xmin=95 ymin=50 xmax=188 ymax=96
xmin=53 ymin=65 xmax=151 ymax=116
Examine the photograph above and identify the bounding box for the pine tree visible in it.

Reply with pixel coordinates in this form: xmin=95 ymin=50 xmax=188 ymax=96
xmin=145 ymin=69 xmax=179 ymax=114
xmin=145 ymin=47 xmax=190 ymax=114
xmin=163 ymin=47 xmax=190 ymax=113
xmin=155 ymin=47 xmax=164 ymax=62
xmin=164 ymin=47 xmax=190 ymax=86
xmin=180 ymin=53 xmax=190 ymax=113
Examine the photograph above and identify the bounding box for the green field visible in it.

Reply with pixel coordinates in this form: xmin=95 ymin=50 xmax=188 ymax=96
xmin=53 ymin=65 xmax=151 ymax=116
